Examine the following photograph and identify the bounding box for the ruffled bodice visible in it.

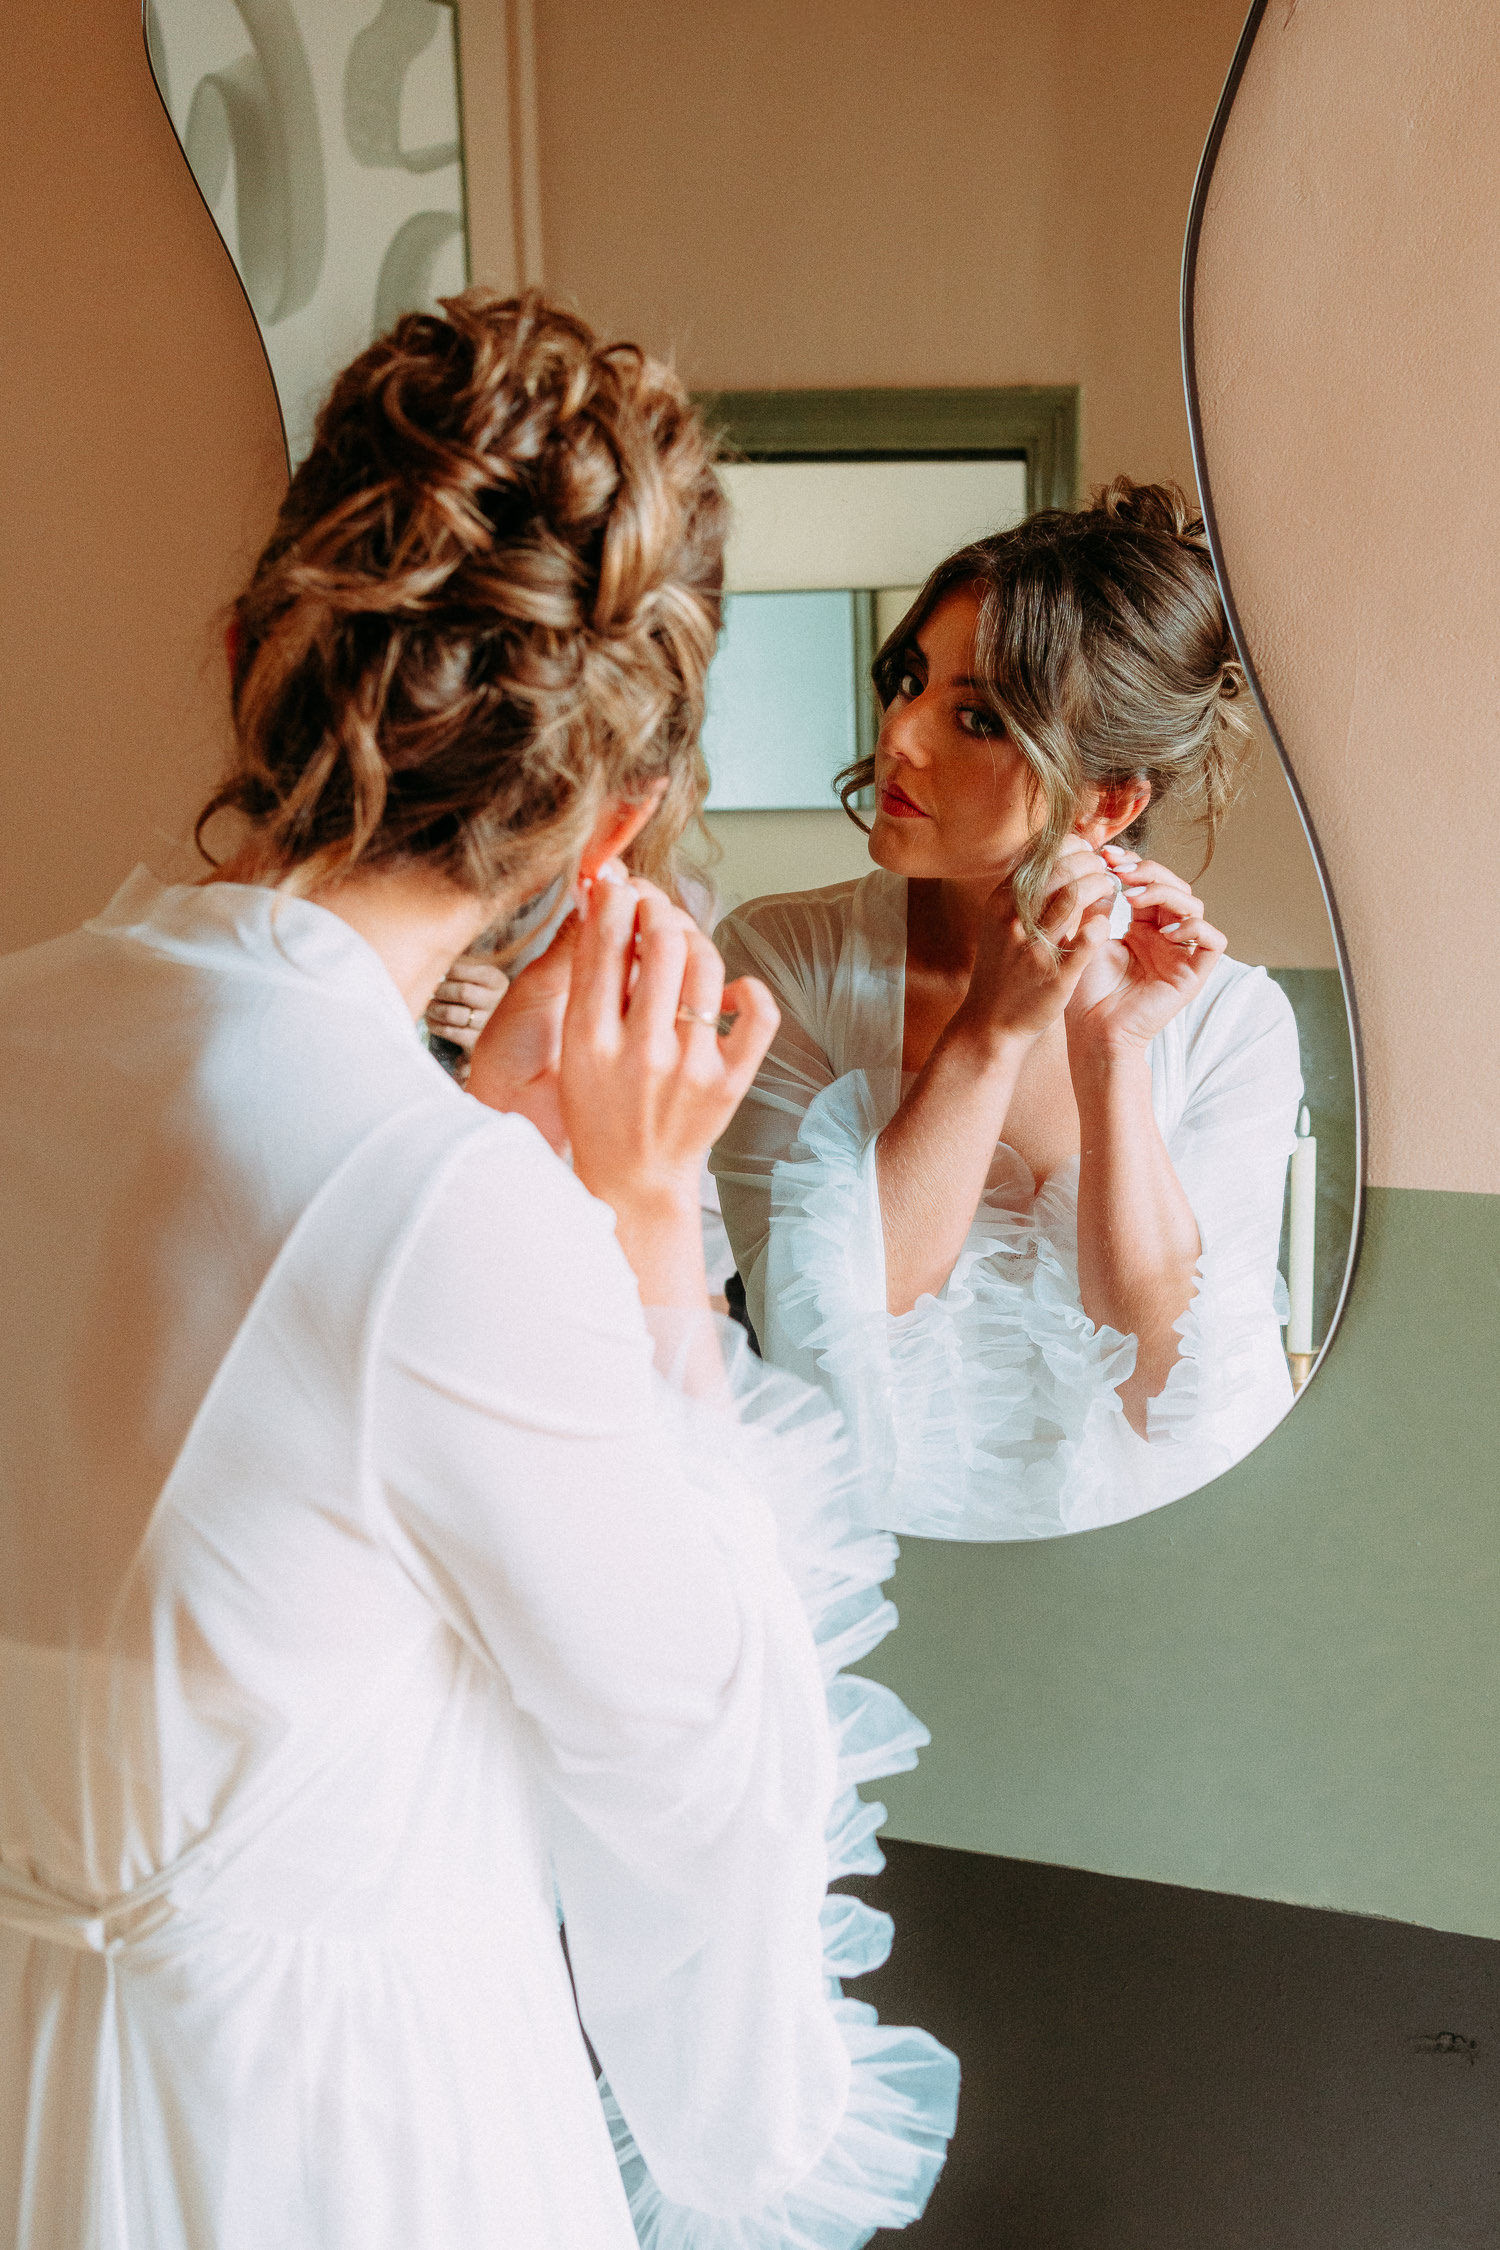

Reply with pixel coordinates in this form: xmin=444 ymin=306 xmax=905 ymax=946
xmin=712 ymin=870 xmax=1302 ymax=1540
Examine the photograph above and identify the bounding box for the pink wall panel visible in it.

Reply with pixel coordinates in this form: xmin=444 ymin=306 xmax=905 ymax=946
xmin=1191 ymin=0 xmax=1500 ymax=1193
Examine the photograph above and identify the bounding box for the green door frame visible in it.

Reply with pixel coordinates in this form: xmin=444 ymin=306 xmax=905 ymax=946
xmin=693 ymin=386 xmax=1080 ymax=516
xmin=692 ymin=386 xmax=1079 ymax=769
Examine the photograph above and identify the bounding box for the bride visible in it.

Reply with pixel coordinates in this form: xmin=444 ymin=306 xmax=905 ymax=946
xmin=0 ymin=292 xmax=955 ymax=2247
xmin=712 ymin=481 xmax=1303 ymax=1540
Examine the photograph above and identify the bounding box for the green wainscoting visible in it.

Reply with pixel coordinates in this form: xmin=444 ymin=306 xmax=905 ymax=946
xmin=862 ymin=1185 xmax=1500 ymax=1939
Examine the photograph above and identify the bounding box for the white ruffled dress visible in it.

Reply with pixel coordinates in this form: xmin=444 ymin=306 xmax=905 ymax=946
xmin=0 ymin=873 xmax=956 ymax=2250
xmin=711 ymin=871 xmax=1303 ymax=1540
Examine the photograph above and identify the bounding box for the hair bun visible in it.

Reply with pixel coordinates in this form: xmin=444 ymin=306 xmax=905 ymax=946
xmin=1093 ymin=475 xmax=1205 ymax=547
xmin=205 ymin=288 xmax=728 ymax=901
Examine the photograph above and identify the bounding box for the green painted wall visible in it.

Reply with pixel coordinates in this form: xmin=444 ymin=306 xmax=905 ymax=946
xmin=863 ymin=1185 xmax=1500 ymax=1940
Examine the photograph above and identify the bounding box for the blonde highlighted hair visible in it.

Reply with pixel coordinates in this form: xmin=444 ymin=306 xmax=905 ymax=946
xmin=840 ymin=477 xmax=1250 ymax=938
xmin=199 ymin=288 xmax=727 ymax=905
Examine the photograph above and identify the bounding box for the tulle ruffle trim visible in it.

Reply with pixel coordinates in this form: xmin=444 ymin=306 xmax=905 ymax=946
xmin=765 ymin=1071 xmax=1264 ymax=1541
xmin=602 ymin=2002 xmax=954 ymax=2249
xmin=600 ymin=1317 xmax=959 ymax=2247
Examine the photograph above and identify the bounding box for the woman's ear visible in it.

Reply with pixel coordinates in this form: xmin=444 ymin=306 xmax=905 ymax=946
xmin=1075 ymin=778 xmax=1152 ymax=850
xmin=577 ymin=778 xmax=670 ymax=882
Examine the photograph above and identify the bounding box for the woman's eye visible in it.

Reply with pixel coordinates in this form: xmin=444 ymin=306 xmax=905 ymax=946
xmin=897 ymin=670 xmax=922 ymax=701
xmin=957 ymin=706 xmax=1003 ymax=738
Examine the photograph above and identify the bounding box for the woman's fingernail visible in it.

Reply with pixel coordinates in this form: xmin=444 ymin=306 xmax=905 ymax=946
xmin=1161 ymin=920 xmax=1182 ymax=934
xmin=1124 ymin=885 xmax=1147 ymax=898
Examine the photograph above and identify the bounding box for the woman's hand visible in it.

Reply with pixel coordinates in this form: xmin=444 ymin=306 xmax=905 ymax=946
xmin=426 ymin=955 xmax=508 ymax=1055
xmin=465 ymin=919 xmax=580 ymax=1152
xmin=468 ymin=871 xmax=779 ymax=1306
xmin=560 ymin=876 xmax=778 ymax=1221
xmin=955 ymin=836 xmax=1118 ymax=1049
xmin=1064 ymin=843 xmax=1227 ymax=1057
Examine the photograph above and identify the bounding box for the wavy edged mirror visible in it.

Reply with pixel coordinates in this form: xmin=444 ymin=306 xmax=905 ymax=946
xmin=696 ymin=377 xmax=1361 ymax=1539
xmin=140 ymin=0 xmax=1364 ymax=1539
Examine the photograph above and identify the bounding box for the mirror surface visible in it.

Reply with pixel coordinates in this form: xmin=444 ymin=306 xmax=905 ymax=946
xmin=700 ymin=410 xmax=1355 ymax=1539
xmin=144 ymin=0 xmax=1359 ymax=1542
xmin=145 ymin=0 xmax=470 ymax=463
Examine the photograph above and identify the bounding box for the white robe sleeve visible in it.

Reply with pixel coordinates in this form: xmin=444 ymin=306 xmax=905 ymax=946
xmin=740 ymin=960 xmax=1302 ymax=1540
xmin=371 ymin=1119 xmax=957 ymax=2239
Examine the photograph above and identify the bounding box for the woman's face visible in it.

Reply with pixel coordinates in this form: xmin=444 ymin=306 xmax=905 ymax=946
xmin=868 ymin=584 xmax=1041 ymax=883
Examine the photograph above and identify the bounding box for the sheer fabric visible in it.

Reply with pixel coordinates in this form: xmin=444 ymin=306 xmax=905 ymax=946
xmin=0 ymin=872 xmax=955 ymax=2250
xmin=711 ymin=872 xmax=1302 ymax=1539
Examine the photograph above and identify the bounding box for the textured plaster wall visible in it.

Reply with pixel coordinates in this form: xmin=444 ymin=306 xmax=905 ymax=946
xmin=0 ymin=1 xmax=286 ymax=953
xmin=1193 ymin=0 xmax=1500 ymax=1192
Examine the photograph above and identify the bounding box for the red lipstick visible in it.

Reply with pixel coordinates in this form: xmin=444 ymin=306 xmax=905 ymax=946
xmin=878 ymin=778 xmax=929 ymax=819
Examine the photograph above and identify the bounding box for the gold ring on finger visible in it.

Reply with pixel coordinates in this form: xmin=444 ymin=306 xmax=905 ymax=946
xmin=676 ymin=1005 xmax=721 ymax=1029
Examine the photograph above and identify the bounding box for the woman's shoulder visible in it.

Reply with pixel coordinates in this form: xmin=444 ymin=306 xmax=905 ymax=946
xmin=1175 ymin=954 xmax=1302 ymax=1074
xmin=1196 ymin=953 xmax=1297 ymax=1023
xmin=717 ymin=877 xmax=861 ymax=946
xmin=713 ymin=878 xmax=868 ymax=997
xmin=716 ymin=865 xmax=900 ymax=953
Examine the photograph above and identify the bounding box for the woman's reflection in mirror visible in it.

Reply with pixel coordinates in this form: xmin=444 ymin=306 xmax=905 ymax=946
xmin=712 ymin=481 xmax=1303 ymax=1539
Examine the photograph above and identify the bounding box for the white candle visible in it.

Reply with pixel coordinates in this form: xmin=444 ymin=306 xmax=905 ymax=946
xmin=1286 ymin=1103 xmax=1317 ymax=1358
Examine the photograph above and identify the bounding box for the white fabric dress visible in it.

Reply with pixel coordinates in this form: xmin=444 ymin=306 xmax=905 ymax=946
xmin=711 ymin=871 xmax=1302 ymax=1540
xmin=0 ymin=871 xmax=956 ymax=2250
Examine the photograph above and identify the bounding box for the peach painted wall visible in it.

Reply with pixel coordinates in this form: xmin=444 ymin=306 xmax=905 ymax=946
xmin=1193 ymin=0 xmax=1500 ymax=1192
xmin=489 ymin=0 xmax=1250 ymax=495
xmin=0 ymin=0 xmax=286 ymax=953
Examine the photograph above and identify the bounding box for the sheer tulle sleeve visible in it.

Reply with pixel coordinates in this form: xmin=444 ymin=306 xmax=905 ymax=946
xmin=757 ymin=964 xmax=1302 ymax=1540
xmin=710 ymin=897 xmax=849 ymax=1347
xmin=372 ymin=1121 xmax=957 ymax=2237
xmin=1141 ymin=961 xmax=1302 ymax=1471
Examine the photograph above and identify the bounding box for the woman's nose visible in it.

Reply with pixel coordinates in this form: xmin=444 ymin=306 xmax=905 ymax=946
xmin=880 ymin=700 xmax=929 ymax=766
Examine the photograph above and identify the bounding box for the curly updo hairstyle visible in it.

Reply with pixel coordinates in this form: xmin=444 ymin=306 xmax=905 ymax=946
xmin=198 ymin=288 xmax=727 ymax=904
xmin=839 ymin=477 xmax=1250 ymax=939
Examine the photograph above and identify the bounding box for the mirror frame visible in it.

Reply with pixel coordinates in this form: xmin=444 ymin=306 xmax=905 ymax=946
xmin=1182 ymin=0 xmax=1366 ymax=1399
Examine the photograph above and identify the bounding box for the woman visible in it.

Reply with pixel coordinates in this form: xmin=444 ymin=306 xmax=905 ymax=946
xmin=0 ymin=292 xmax=955 ymax=2247
xmin=711 ymin=481 xmax=1302 ymax=1540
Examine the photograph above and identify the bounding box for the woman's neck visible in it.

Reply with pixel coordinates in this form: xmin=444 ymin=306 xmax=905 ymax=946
xmin=209 ymin=848 xmax=495 ymax=1019
xmin=309 ymin=869 xmax=494 ymax=1018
